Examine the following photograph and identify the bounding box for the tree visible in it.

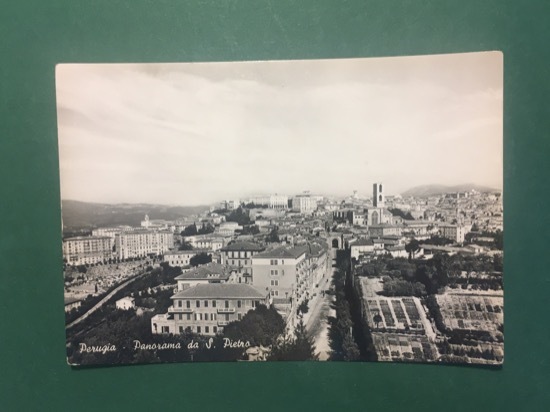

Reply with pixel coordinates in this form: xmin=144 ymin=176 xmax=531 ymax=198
xmin=405 ymin=238 xmax=420 ymax=260
xmin=198 ymin=223 xmax=215 ymax=235
xmin=266 ymin=227 xmax=280 ymax=243
xmin=389 ymin=208 xmax=414 ymax=220
xmin=342 ymin=333 xmax=360 ymax=361
xmin=297 ymin=299 xmax=309 ymax=315
xmin=181 ymin=224 xmax=198 ymax=237
xmin=269 ymin=319 xmax=318 ymax=361
xmin=189 ymin=253 xmax=212 ymax=267
xmin=223 ymin=305 xmax=285 ymax=347
xmin=240 ymin=225 xmax=260 ymax=235
xmin=373 ymin=314 xmax=383 ymax=329
xmin=226 ymin=207 xmax=251 ymax=226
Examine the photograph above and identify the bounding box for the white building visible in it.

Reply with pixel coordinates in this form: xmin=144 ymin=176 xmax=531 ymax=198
xmin=115 ymin=230 xmax=174 ymax=259
xmin=350 ymin=238 xmax=375 ymax=260
xmin=164 ymin=249 xmax=211 ymax=267
xmin=439 ymin=224 xmax=466 ymax=243
xmin=63 ymin=236 xmax=112 ymax=266
xmin=292 ymin=194 xmax=318 ymax=215
xmin=116 ymin=296 xmax=135 ymax=310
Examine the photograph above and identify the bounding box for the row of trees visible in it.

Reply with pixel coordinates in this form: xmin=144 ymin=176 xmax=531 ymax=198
xmin=181 ymin=223 xmax=215 ymax=237
xmin=328 ymin=260 xmax=361 ymax=361
xmin=357 ymin=253 xmax=503 ymax=296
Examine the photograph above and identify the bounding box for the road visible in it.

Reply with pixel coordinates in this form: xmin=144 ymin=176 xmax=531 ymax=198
xmin=66 ymin=271 xmax=147 ymax=330
xmin=304 ymin=247 xmax=337 ymax=360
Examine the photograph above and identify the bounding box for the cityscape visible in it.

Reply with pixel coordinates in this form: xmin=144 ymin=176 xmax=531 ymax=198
xmin=57 ymin=53 xmax=503 ymax=366
xmin=63 ymin=183 xmax=503 ymax=365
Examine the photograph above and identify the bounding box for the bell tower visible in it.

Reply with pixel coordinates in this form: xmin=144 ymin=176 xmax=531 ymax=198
xmin=373 ymin=183 xmax=384 ymax=208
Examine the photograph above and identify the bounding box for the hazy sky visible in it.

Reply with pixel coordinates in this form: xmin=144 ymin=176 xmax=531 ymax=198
xmin=56 ymin=52 xmax=503 ymax=205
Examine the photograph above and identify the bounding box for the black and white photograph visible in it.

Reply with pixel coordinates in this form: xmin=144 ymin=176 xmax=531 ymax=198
xmin=57 ymin=52 xmax=503 ymax=366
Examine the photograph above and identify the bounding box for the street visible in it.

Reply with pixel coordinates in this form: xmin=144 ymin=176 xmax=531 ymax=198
xmin=303 ymin=246 xmax=337 ymax=360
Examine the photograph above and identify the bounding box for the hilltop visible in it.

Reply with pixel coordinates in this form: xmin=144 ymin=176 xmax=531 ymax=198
xmin=61 ymin=200 xmax=209 ymax=230
xmin=401 ymin=184 xmax=500 ymax=197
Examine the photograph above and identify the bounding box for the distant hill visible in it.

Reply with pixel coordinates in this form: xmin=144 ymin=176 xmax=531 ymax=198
xmin=61 ymin=200 xmax=209 ymax=230
xmin=401 ymin=184 xmax=500 ymax=197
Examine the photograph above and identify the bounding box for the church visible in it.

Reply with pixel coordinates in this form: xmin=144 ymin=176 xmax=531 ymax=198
xmin=365 ymin=183 xmax=393 ymax=226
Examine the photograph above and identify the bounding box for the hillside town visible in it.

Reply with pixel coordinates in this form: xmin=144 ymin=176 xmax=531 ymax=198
xmin=63 ymin=182 xmax=503 ymax=365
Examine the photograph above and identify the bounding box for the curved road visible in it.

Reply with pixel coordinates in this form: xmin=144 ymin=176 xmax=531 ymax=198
xmin=66 ymin=272 xmax=147 ymax=330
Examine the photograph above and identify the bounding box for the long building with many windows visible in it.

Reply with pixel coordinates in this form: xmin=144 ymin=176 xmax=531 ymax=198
xmin=114 ymin=230 xmax=174 ymax=259
xmin=63 ymin=236 xmax=112 ymax=266
xmin=150 ymin=283 xmax=268 ymax=336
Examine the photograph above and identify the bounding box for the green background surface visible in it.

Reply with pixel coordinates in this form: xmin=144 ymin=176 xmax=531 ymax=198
xmin=1 ymin=1 xmax=549 ymax=410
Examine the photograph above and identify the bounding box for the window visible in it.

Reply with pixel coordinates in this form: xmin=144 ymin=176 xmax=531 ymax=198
xmin=225 ymin=300 xmax=229 ymax=308
xmin=186 ymin=313 xmax=191 ymax=320
xmin=270 ymin=259 xmax=278 ymax=265
xmin=205 ymin=326 xmax=209 ymax=334
xmin=270 ymin=269 xmax=278 ymax=276
xmin=237 ymin=300 xmax=242 ymax=308
xmin=197 ymin=326 xmax=201 ymax=334
xmin=186 ymin=300 xmax=191 ymax=308
xmin=179 ymin=326 xmax=184 ymax=333
xmin=212 ymin=300 xmax=216 ymax=308
xmin=178 ymin=314 xmax=182 ymax=320
xmin=204 ymin=300 xmax=208 ymax=307
xmin=196 ymin=300 xmax=200 ymax=308
xmin=225 ymin=314 xmax=229 ymax=321
xmin=238 ymin=314 xmax=242 ymax=321
xmin=178 ymin=300 xmax=182 ymax=307
xmin=271 ymin=279 xmax=279 ymax=286
xmin=213 ymin=326 xmax=218 ymax=334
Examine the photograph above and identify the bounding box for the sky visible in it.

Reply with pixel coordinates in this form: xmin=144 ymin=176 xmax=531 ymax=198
xmin=56 ymin=52 xmax=503 ymax=205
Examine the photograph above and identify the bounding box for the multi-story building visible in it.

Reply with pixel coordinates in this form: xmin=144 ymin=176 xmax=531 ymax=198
xmin=305 ymin=242 xmax=328 ymax=287
xmin=368 ymin=224 xmax=403 ymax=238
xmin=115 ymin=230 xmax=174 ymax=259
xmin=215 ymin=221 xmax=242 ymax=236
xmin=220 ymin=241 xmax=266 ymax=283
xmin=92 ymin=226 xmax=133 ymax=247
xmin=183 ymin=234 xmax=226 ymax=251
xmin=251 ymin=246 xmax=309 ymax=306
xmin=269 ymin=195 xmax=289 ymax=210
xmin=174 ymin=263 xmax=237 ymax=290
xmin=151 ymin=283 xmax=269 ymax=335
xmin=164 ymin=249 xmax=211 ymax=267
xmin=63 ymin=236 xmax=112 ymax=266
xmin=350 ymin=238 xmax=375 ymax=260
xmin=439 ymin=224 xmax=466 ymax=243
xmin=292 ymin=194 xmax=318 ymax=215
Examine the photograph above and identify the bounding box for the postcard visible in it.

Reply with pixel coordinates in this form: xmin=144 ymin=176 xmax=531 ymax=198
xmin=57 ymin=52 xmax=503 ymax=366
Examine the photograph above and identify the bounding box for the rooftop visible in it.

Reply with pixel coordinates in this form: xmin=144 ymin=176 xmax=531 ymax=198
xmin=221 ymin=241 xmax=265 ymax=252
xmin=165 ymin=249 xmax=210 ymax=256
xmin=64 ymin=236 xmax=111 ymax=241
xmin=352 ymin=238 xmax=374 ymax=246
xmin=172 ymin=283 xmax=266 ymax=299
xmin=174 ymin=263 xmax=233 ymax=280
xmin=253 ymin=246 xmax=308 ymax=259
